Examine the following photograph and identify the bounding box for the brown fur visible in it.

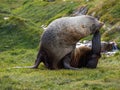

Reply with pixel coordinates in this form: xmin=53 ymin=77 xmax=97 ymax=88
xmin=70 ymin=46 xmax=91 ymax=68
xmin=70 ymin=46 xmax=100 ymax=68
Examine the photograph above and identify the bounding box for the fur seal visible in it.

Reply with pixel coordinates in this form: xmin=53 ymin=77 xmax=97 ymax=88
xmin=70 ymin=31 xmax=101 ymax=68
xmin=33 ymin=15 xmax=103 ymax=69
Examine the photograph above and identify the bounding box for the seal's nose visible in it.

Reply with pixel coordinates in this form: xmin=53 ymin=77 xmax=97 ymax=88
xmin=99 ymin=22 xmax=104 ymax=28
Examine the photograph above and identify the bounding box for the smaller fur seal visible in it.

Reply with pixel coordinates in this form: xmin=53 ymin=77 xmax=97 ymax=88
xmin=62 ymin=30 xmax=101 ymax=69
xmin=70 ymin=44 xmax=101 ymax=69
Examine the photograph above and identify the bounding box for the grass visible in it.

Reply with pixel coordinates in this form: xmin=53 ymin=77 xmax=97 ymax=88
xmin=0 ymin=54 xmax=120 ymax=90
xmin=0 ymin=0 xmax=120 ymax=90
xmin=0 ymin=16 xmax=41 ymax=51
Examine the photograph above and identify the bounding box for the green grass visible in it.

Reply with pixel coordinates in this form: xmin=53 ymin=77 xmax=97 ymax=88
xmin=0 ymin=53 xmax=120 ymax=90
xmin=12 ymin=0 xmax=82 ymax=25
xmin=0 ymin=0 xmax=120 ymax=90
xmin=0 ymin=16 xmax=41 ymax=51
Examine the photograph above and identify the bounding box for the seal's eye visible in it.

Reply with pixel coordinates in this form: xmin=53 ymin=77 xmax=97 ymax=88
xmin=81 ymin=25 xmax=85 ymax=28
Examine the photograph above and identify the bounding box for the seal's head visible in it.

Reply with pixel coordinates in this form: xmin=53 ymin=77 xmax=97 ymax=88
xmin=80 ymin=15 xmax=104 ymax=34
xmin=89 ymin=16 xmax=104 ymax=34
xmin=91 ymin=20 xmax=104 ymax=34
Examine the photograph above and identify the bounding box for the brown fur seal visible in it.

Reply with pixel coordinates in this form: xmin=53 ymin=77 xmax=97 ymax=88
xmin=70 ymin=31 xmax=101 ymax=68
xmin=32 ymin=15 xmax=103 ymax=69
xmin=70 ymin=46 xmax=101 ymax=68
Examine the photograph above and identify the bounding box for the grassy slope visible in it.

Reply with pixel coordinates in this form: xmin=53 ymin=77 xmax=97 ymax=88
xmin=0 ymin=0 xmax=120 ymax=90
